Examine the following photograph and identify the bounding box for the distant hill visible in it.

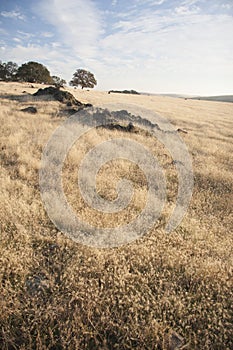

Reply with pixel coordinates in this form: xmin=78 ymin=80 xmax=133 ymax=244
xmin=139 ymin=92 xmax=197 ymax=98
xmin=190 ymin=95 xmax=233 ymax=103
xmin=139 ymin=93 xmax=233 ymax=102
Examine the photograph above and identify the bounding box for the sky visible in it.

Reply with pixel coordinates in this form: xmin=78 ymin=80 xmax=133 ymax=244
xmin=0 ymin=0 xmax=233 ymax=95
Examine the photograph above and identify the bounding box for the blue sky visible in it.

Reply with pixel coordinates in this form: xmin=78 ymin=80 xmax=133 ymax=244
xmin=0 ymin=0 xmax=233 ymax=95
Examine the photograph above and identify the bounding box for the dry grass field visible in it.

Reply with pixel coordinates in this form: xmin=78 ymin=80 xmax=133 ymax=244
xmin=0 ymin=82 xmax=232 ymax=349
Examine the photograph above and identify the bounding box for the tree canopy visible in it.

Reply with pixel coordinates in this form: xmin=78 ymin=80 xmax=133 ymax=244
xmin=52 ymin=75 xmax=66 ymax=88
xmin=0 ymin=61 xmax=18 ymax=81
xmin=70 ymin=69 xmax=97 ymax=89
xmin=0 ymin=61 xmax=96 ymax=90
xmin=17 ymin=61 xmax=53 ymax=84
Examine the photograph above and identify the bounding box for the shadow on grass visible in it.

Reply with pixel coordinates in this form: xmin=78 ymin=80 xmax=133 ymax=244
xmin=0 ymin=93 xmax=56 ymax=103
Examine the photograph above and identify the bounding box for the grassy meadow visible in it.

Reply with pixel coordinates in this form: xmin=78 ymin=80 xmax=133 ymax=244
xmin=0 ymin=82 xmax=232 ymax=349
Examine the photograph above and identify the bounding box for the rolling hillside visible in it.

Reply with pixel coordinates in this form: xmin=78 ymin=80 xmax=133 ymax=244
xmin=1 ymin=82 xmax=232 ymax=350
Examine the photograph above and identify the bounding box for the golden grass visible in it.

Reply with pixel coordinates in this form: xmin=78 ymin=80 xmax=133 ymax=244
xmin=0 ymin=81 xmax=232 ymax=349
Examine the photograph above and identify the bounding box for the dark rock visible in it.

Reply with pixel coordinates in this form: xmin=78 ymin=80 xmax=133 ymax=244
xmin=126 ymin=122 xmax=134 ymax=131
xmin=103 ymin=122 xmax=134 ymax=132
xmin=177 ymin=128 xmax=188 ymax=134
xmin=33 ymin=86 xmax=83 ymax=106
xmin=64 ymin=104 xmax=93 ymax=116
xmin=66 ymin=101 xmax=72 ymax=106
xmin=64 ymin=108 xmax=79 ymax=115
xmin=21 ymin=106 xmax=37 ymax=114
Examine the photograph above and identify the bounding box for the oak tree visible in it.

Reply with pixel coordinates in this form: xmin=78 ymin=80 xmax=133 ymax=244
xmin=0 ymin=61 xmax=18 ymax=81
xmin=17 ymin=61 xmax=53 ymax=84
xmin=70 ymin=69 xmax=97 ymax=89
xmin=52 ymin=75 xmax=66 ymax=88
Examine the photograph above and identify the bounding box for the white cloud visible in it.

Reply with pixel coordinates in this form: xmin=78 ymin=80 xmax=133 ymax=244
xmin=51 ymin=42 xmax=61 ymax=48
xmin=35 ymin=0 xmax=103 ymax=58
xmin=155 ymin=0 xmax=166 ymax=4
xmin=41 ymin=32 xmax=54 ymax=38
xmin=174 ymin=0 xmax=201 ymax=15
xmin=175 ymin=5 xmax=200 ymax=15
xmin=98 ymin=6 xmax=233 ymax=94
xmin=0 ymin=10 xmax=25 ymax=21
xmin=156 ymin=0 xmax=166 ymax=4
xmin=222 ymin=3 xmax=233 ymax=10
xmin=0 ymin=44 xmax=57 ymax=62
xmin=17 ymin=31 xmax=34 ymax=39
xmin=112 ymin=0 xmax=118 ymax=6
xmin=135 ymin=0 xmax=166 ymax=5
xmin=13 ymin=37 xmax=22 ymax=43
xmin=181 ymin=0 xmax=200 ymax=5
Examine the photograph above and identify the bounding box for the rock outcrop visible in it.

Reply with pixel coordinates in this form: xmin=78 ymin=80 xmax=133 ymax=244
xmin=21 ymin=106 xmax=37 ymax=114
xmin=33 ymin=86 xmax=91 ymax=107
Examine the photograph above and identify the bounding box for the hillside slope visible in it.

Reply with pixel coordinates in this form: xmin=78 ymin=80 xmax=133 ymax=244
xmin=1 ymin=82 xmax=232 ymax=349
xmin=190 ymin=95 xmax=233 ymax=103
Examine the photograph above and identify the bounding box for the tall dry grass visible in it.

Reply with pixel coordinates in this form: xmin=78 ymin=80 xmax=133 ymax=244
xmin=0 ymin=82 xmax=232 ymax=349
